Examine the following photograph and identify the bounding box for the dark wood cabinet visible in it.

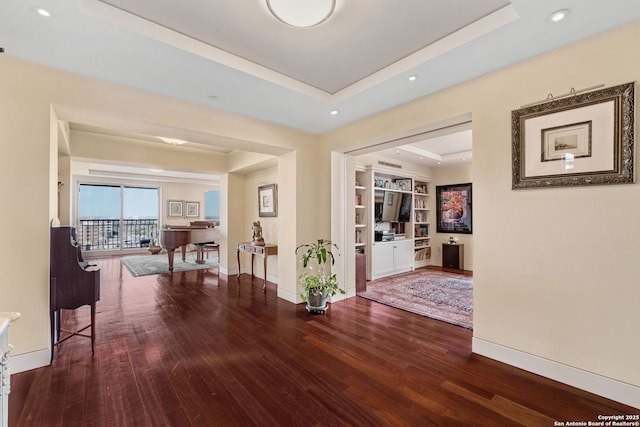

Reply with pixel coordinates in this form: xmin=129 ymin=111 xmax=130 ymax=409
xmin=442 ymin=243 xmax=464 ymax=270
xmin=356 ymin=253 xmax=367 ymax=292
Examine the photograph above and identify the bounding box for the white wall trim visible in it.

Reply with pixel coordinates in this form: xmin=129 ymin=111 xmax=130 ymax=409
xmin=10 ymin=349 xmax=50 ymax=374
xmin=331 ymin=151 xmax=351 ymax=297
xmin=472 ymin=337 xmax=640 ymax=410
xmin=277 ymin=286 xmax=301 ymax=304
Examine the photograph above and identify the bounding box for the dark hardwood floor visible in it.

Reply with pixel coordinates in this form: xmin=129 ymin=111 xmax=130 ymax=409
xmin=10 ymin=257 xmax=635 ymax=426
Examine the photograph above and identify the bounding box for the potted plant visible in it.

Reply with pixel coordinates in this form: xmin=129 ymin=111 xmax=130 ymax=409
xmin=148 ymin=237 xmax=162 ymax=255
xmin=295 ymin=239 xmax=345 ymax=313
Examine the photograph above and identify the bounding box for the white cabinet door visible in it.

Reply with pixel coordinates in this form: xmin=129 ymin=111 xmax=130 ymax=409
xmin=372 ymin=243 xmax=395 ymax=279
xmin=393 ymin=240 xmax=413 ymax=273
xmin=372 ymin=240 xmax=413 ymax=279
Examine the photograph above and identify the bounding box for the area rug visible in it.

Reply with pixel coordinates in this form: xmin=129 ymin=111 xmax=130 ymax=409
xmin=358 ymin=270 xmax=473 ymax=329
xmin=120 ymin=253 xmax=217 ymax=277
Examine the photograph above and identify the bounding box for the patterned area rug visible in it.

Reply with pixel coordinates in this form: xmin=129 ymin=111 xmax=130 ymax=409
xmin=120 ymin=253 xmax=217 ymax=277
xmin=358 ymin=270 xmax=473 ymax=329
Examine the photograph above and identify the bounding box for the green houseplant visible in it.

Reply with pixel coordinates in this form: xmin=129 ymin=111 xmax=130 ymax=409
xmin=295 ymin=239 xmax=345 ymax=313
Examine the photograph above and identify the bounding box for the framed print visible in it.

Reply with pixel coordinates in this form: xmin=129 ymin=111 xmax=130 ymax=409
xmin=436 ymin=183 xmax=472 ymax=234
xmin=168 ymin=200 xmax=183 ymax=217
xmin=185 ymin=201 xmax=200 ymax=218
xmin=394 ymin=178 xmax=412 ymax=191
xmin=512 ymin=82 xmax=635 ymax=189
xmin=258 ymin=184 xmax=277 ymax=217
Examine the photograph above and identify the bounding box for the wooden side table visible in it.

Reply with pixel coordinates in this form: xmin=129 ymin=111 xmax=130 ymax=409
xmin=237 ymin=243 xmax=278 ymax=289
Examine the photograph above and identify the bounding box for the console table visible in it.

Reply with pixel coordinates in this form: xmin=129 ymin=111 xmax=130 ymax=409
xmin=237 ymin=243 xmax=278 ymax=289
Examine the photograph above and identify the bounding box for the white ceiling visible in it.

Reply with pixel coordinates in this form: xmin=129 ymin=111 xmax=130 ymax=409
xmin=97 ymin=0 xmax=511 ymax=94
xmin=2 ymin=0 xmax=640 ymax=172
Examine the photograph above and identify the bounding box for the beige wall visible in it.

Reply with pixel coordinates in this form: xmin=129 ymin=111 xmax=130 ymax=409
xmin=70 ymin=130 xmax=228 ymax=174
xmin=239 ymin=166 xmax=279 ymax=280
xmin=0 ymin=55 xmax=316 ymax=364
xmin=324 ymin=21 xmax=640 ymax=393
xmin=161 ymin=182 xmax=217 ymax=227
xmin=0 ymin=59 xmax=53 ymax=360
xmin=1 ymin=19 xmax=639 ymax=405
xmin=432 ymin=164 xmax=473 ymax=269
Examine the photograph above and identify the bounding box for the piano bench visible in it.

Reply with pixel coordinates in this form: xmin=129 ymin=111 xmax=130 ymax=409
xmin=202 ymin=243 xmax=219 ymax=261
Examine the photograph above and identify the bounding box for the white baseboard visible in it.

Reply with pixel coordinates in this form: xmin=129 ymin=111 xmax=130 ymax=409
xmin=10 ymin=348 xmax=50 ymax=374
xmin=277 ymin=286 xmax=300 ymax=303
xmin=472 ymin=337 xmax=640 ymax=409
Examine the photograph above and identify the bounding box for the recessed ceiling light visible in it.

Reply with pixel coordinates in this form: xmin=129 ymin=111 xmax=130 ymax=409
xmin=148 ymin=168 xmax=164 ymax=173
xmin=33 ymin=7 xmax=51 ymax=17
xmin=550 ymin=9 xmax=569 ymax=22
xmin=408 ymin=75 xmax=419 ymax=82
xmin=395 ymin=150 xmax=401 ymax=154
xmin=330 ymin=109 xmax=339 ymax=116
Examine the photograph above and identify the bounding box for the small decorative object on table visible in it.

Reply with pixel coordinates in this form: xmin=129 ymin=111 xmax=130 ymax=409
xmin=296 ymin=239 xmax=345 ymax=314
xmin=251 ymin=221 xmax=265 ymax=246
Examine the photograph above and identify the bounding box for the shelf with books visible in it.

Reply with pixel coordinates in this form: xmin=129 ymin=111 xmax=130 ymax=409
xmin=413 ymin=178 xmax=431 ymax=267
xmin=355 ymin=168 xmax=369 ymax=253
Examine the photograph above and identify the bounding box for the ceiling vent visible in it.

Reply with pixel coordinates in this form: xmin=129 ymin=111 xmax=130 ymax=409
xmin=378 ymin=160 xmax=402 ymax=169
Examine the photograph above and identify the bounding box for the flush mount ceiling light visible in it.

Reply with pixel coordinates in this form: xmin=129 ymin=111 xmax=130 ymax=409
xmin=32 ymin=7 xmax=51 ymax=17
xmin=550 ymin=9 xmax=569 ymax=22
xmin=266 ymin=0 xmax=336 ymax=28
xmin=158 ymin=136 xmax=187 ymax=145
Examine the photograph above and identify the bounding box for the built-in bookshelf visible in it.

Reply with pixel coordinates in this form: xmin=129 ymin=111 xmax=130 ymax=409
xmin=355 ymin=168 xmax=368 ymax=254
xmin=413 ymin=178 xmax=431 ymax=268
xmin=354 ymin=165 xmax=432 ymax=280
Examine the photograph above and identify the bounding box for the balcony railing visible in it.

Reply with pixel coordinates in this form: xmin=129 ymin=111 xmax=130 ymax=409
xmin=77 ymin=219 xmax=159 ymax=251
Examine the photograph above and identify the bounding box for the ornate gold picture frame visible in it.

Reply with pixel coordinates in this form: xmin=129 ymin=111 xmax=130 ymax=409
xmin=511 ymin=82 xmax=634 ymax=189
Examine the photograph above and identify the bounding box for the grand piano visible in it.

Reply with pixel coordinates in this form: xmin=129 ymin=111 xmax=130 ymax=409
xmin=50 ymin=226 xmax=100 ymax=361
xmin=161 ymin=222 xmax=219 ymax=271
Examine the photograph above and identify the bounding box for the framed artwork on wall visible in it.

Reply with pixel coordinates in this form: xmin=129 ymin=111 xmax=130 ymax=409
xmin=185 ymin=201 xmax=200 ymax=218
xmin=168 ymin=200 xmax=183 ymax=217
xmin=258 ymin=184 xmax=277 ymax=217
xmin=436 ymin=183 xmax=472 ymax=234
xmin=511 ymin=82 xmax=635 ymax=189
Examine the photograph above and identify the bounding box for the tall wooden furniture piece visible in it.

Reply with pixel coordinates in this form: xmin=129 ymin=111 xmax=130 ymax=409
xmin=355 ymin=253 xmax=366 ymax=292
xmin=442 ymin=243 xmax=464 ymax=270
xmin=50 ymin=227 xmax=101 ymax=361
xmin=236 ymin=243 xmax=278 ymax=290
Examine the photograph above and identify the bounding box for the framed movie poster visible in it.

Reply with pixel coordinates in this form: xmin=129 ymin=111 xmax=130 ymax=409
xmin=436 ymin=183 xmax=472 ymax=234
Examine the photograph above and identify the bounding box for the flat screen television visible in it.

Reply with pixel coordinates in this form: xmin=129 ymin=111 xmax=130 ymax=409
xmin=374 ymin=190 xmax=412 ymax=222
